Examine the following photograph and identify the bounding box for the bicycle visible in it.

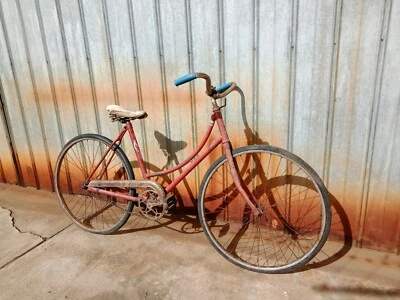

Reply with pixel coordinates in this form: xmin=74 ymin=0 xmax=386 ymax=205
xmin=54 ymin=72 xmax=331 ymax=274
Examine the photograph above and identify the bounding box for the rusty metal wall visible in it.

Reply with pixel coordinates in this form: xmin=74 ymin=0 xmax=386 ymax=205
xmin=0 ymin=0 xmax=398 ymax=253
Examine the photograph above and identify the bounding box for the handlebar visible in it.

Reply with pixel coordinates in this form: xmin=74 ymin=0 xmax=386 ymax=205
xmin=174 ymin=72 xmax=236 ymax=99
xmin=174 ymin=73 xmax=197 ymax=86
xmin=215 ymin=82 xmax=231 ymax=93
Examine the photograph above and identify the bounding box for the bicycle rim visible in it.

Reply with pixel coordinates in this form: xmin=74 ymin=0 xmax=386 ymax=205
xmin=54 ymin=134 xmax=134 ymax=234
xmin=198 ymin=145 xmax=331 ymax=273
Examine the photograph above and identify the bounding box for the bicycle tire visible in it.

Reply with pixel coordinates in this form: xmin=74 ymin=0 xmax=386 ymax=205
xmin=54 ymin=134 xmax=135 ymax=234
xmin=198 ymin=145 xmax=331 ymax=273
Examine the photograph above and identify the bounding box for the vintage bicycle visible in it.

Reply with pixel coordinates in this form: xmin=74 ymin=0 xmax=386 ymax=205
xmin=54 ymin=72 xmax=331 ymax=273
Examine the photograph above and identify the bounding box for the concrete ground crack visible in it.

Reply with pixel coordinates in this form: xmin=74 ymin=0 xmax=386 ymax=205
xmin=1 ymin=206 xmax=46 ymax=241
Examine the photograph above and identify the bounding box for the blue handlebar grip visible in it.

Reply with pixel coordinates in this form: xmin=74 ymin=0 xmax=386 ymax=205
xmin=215 ymin=82 xmax=231 ymax=93
xmin=174 ymin=73 xmax=197 ymax=86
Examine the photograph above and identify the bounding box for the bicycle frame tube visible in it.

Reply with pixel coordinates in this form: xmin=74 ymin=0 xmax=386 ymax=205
xmin=125 ymin=113 xmax=222 ymax=193
xmin=86 ymin=127 xmax=128 ymax=182
xmin=88 ymin=107 xmax=260 ymax=214
xmin=127 ymin=108 xmax=259 ymax=214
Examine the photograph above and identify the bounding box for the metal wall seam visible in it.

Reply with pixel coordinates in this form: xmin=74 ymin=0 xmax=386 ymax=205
xmin=323 ymin=0 xmax=343 ymax=185
xmin=0 ymin=91 xmax=6 ymax=182
xmin=357 ymin=0 xmax=393 ymax=248
xmin=55 ymin=0 xmax=81 ymax=137
xmin=36 ymin=0 xmax=64 ymax=143
xmin=286 ymin=0 xmax=299 ymax=153
xmin=0 ymin=83 xmax=19 ymax=185
xmin=77 ymin=0 xmax=101 ymax=135
xmin=218 ymin=0 xmax=229 ymax=160
xmin=0 ymin=154 xmax=4 ymax=182
xmin=252 ymin=0 xmax=260 ymax=141
xmin=154 ymin=0 xmax=172 ymax=166
xmin=217 ymin=0 xmax=226 ymax=92
xmin=101 ymin=0 xmax=125 ymax=149
xmin=217 ymin=0 xmax=227 ymax=197
xmin=184 ymin=0 xmax=199 ymax=194
xmin=0 ymin=90 xmax=5 ymax=182
xmin=17 ymin=0 xmax=54 ymax=189
xmin=35 ymin=0 xmax=64 ymax=189
xmin=394 ymin=102 xmax=400 ymax=254
xmin=127 ymin=0 xmax=148 ymax=163
xmin=0 ymin=1 xmax=36 ymax=187
xmin=0 ymin=80 xmax=22 ymax=184
xmin=385 ymin=100 xmax=399 ymax=252
xmin=0 ymin=91 xmax=12 ymax=182
xmin=101 ymin=0 xmax=119 ymax=106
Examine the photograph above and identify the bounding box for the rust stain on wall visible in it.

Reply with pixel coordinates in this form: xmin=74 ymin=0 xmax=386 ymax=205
xmin=1 ymin=0 xmax=399 ymax=256
xmin=3 ymin=77 xmax=399 ymax=254
xmin=7 ymin=127 xmax=400 ymax=255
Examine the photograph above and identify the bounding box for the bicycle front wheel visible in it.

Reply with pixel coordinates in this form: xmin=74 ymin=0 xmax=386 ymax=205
xmin=198 ymin=145 xmax=331 ymax=273
xmin=54 ymin=134 xmax=135 ymax=234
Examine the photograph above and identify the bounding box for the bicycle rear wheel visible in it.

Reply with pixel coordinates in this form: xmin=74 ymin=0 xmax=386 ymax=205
xmin=54 ymin=134 xmax=135 ymax=234
xmin=198 ymin=145 xmax=331 ymax=273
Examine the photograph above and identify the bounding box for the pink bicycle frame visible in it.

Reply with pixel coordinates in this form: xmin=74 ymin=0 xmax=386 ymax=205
xmin=87 ymin=107 xmax=259 ymax=214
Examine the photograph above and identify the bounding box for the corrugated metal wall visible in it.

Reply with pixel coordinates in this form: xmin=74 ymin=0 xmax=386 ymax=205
xmin=0 ymin=0 xmax=398 ymax=253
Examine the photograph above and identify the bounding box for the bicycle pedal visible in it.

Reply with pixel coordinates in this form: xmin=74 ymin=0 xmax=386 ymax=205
xmin=166 ymin=195 xmax=177 ymax=214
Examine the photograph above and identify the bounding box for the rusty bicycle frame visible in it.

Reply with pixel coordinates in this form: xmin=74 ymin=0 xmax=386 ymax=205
xmin=85 ymin=74 xmax=261 ymax=216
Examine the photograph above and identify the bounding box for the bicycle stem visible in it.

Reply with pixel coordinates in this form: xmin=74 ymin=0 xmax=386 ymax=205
xmin=196 ymin=72 xmax=237 ymax=100
xmin=195 ymin=72 xmax=213 ymax=96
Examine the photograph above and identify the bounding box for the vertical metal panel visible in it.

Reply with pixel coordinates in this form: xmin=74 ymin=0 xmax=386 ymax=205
xmin=17 ymin=0 xmax=54 ymax=189
xmin=157 ymin=0 xmax=198 ymax=203
xmin=363 ymin=0 xmax=400 ymax=253
xmin=36 ymin=0 xmax=72 ymax=147
xmin=257 ymin=0 xmax=292 ymax=148
xmin=0 ymin=91 xmax=18 ymax=184
xmin=79 ymin=0 xmax=118 ymax=139
xmin=0 ymin=0 xmax=42 ymax=188
xmin=222 ymin=0 xmax=256 ymax=148
xmin=130 ymin=0 xmax=166 ymax=173
xmin=292 ymin=0 xmax=336 ymax=176
xmin=105 ymin=0 xmax=143 ymax=156
xmin=0 ymin=0 xmax=398 ymax=253
xmin=19 ymin=0 xmax=64 ymax=190
xmin=327 ymin=0 xmax=388 ymax=245
xmin=51 ymin=0 xmax=81 ymax=141
xmin=189 ymin=0 xmax=221 ymax=190
xmin=58 ymin=0 xmax=99 ymax=135
xmin=105 ymin=0 xmax=139 ymax=114
xmin=126 ymin=0 xmax=148 ymax=160
xmin=184 ymin=0 xmax=200 ymax=196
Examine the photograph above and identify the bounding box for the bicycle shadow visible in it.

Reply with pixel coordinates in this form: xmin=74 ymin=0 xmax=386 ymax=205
xmin=114 ymin=202 xmax=201 ymax=235
xmin=235 ymin=86 xmax=268 ymax=146
xmin=153 ymin=130 xmax=187 ymax=170
xmin=128 ymin=130 xmax=193 ymax=210
xmin=116 ymin=88 xmax=353 ymax=271
xmin=299 ymin=192 xmax=353 ymax=271
xmin=153 ymin=130 xmax=197 ymax=205
xmin=119 ymin=165 xmax=352 ymax=272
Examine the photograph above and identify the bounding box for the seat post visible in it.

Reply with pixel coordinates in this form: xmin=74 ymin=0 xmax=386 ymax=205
xmin=125 ymin=121 xmax=148 ymax=178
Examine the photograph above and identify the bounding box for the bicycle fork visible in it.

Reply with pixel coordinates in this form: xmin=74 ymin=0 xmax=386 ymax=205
xmin=214 ymin=109 xmax=263 ymax=217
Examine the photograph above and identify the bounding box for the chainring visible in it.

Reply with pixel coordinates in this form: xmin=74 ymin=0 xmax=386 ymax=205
xmin=138 ymin=188 xmax=168 ymax=220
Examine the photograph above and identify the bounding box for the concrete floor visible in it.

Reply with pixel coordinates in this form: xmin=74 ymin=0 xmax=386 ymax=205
xmin=0 ymin=182 xmax=399 ymax=300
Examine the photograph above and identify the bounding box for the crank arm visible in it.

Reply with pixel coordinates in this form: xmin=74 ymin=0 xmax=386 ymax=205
xmin=145 ymin=202 xmax=168 ymax=209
